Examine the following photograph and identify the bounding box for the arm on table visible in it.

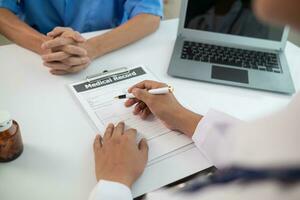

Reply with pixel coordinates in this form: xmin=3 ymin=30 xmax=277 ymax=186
xmin=39 ymin=14 xmax=159 ymax=75
xmin=115 ymin=80 xmax=300 ymax=200
xmin=192 ymin=109 xmax=241 ymax=168
xmin=88 ymin=79 xmax=241 ymax=200
xmin=86 ymin=14 xmax=160 ymax=60
xmin=125 ymin=80 xmax=242 ymax=167
xmin=0 ymin=8 xmax=49 ymax=55
xmin=88 ymin=110 xmax=241 ymax=200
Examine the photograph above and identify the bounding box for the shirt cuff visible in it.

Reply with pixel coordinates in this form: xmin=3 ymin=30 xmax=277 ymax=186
xmin=130 ymin=5 xmax=164 ymax=18
xmin=192 ymin=109 xmax=241 ymax=168
xmin=89 ymin=180 xmax=133 ymax=200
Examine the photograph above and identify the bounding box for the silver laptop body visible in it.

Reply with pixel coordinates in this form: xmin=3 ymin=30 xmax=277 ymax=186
xmin=168 ymin=0 xmax=295 ymax=94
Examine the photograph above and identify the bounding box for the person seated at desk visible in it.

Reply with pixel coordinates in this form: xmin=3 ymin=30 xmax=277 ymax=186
xmin=88 ymin=0 xmax=300 ymax=199
xmin=0 ymin=0 xmax=162 ymax=75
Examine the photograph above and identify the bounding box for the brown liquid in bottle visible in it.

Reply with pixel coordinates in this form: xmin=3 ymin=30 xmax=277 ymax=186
xmin=0 ymin=120 xmax=24 ymax=162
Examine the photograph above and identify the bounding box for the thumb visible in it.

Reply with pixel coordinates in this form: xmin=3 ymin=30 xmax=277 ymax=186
xmin=72 ymin=31 xmax=86 ymax=43
xmin=139 ymin=138 xmax=149 ymax=161
xmin=47 ymin=29 xmax=63 ymax=38
xmin=132 ymin=88 xmax=152 ymax=104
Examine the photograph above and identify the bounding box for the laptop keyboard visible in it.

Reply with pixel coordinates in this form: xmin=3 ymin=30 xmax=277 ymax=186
xmin=181 ymin=41 xmax=282 ymax=73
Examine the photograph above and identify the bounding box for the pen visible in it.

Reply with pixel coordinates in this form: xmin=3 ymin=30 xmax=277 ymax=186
xmin=114 ymin=86 xmax=174 ymax=99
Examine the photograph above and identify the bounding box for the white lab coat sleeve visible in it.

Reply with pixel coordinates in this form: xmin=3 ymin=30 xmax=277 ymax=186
xmin=192 ymin=109 xmax=242 ymax=168
xmin=89 ymin=180 xmax=133 ymax=200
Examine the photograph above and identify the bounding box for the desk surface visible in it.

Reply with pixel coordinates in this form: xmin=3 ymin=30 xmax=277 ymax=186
xmin=0 ymin=19 xmax=300 ymax=200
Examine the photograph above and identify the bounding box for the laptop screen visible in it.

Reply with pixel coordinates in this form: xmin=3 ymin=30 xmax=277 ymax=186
xmin=184 ymin=0 xmax=284 ymax=41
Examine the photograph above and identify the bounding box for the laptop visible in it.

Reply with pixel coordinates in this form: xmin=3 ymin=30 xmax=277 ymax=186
xmin=168 ymin=0 xmax=295 ymax=94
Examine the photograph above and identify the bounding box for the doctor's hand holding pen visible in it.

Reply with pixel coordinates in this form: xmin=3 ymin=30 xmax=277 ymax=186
xmin=124 ymin=80 xmax=203 ymax=138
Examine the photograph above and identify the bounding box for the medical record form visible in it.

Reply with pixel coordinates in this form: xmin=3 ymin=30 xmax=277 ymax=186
xmin=69 ymin=66 xmax=193 ymax=163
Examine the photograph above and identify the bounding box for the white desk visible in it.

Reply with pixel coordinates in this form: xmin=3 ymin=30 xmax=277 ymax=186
xmin=0 ymin=19 xmax=300 ymax=200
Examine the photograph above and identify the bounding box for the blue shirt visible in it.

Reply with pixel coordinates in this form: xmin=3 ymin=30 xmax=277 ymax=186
xmin=0 ymin=0 xmax=163 ymax=34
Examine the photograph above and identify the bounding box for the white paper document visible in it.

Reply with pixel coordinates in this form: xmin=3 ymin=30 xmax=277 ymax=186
xmin=69 ymin=66 xmax=211 ymax=197
xmin=69 ymin=66 xmax=193 ymax=163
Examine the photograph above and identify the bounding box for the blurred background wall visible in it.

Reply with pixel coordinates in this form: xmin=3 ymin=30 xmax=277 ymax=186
xmin=1 ymin=0 xmax=300 ymax=46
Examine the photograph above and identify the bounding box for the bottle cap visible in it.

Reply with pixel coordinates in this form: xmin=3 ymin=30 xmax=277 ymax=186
xmin=0 ymin=111 xmax=13 ymax=132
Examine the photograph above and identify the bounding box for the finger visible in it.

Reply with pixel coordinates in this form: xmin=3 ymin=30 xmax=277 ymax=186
xmin=44 ymin=61 xmax=71 ymax=70
xmin=41 ymin=37 xmax=74 ymax=49
xmin=131 ymin=88 xmax=153 ymax=105
xmin=61 ymin=45 xmax=87 ymax=56
xmin=125 ymin=128 xmax=137 ymax=142
xmin=113 ymin=122 xmax=125 ymax=138
xmin=93 ymin=134 xmax=103 ymax=153
xmin=140 ymin=108 xmax=151 ymax=120
xmin=60 ymin=30 xmax=85 ymax=43
xmin=62 ymin=56 xmax=90 ymax=66
xmin=71 ymin=31 xmax=85 ymax=42
xmin=42 ymin=52 xmax=70 ymax=62
xmin=48 ymin=28 xmax=85 ymax=42
xmin=128 ymin=80 xmax=167 ymax=93
xmin=139 ymin=138 xmax=149 ymax=162
xmin=66 ymin=63 xmax=90 ymax=74
xmin=103 ymin=123 xmax=114 ymax=141
xmin=133 ymin=102 xmax=147 ymax=115
xmin=47 ymin=27 xmax=72 ymax=37
xmin=50 ymin=69 xmax=69 ymax=75
xmin=124 ymin=98 xmax=139 ymax=107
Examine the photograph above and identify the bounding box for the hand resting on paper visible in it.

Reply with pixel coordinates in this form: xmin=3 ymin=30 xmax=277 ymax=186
xmin=93 ymin=122 xmax=148 ymax=188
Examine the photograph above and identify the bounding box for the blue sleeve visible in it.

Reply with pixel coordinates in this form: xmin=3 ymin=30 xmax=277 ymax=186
xmin=0 ymin=0 xmax=21 ymax=14
xmin=123 ymin=0 xmax=163 ymax=21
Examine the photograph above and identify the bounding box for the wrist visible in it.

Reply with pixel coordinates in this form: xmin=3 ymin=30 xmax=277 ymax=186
xmin=84 ymin=39 xmax=101 ymax=60
xmin=38 ymin=35 xmax=52 ymax=55
xmin=176 ymin=108 xmax=202 ymax=137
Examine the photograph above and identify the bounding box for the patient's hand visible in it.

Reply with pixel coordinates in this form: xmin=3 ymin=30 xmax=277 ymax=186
xmin=125 ymin=80 xmax=202 ymax=137
xmin=41 ymin=27 xmax=92 ymax=75
xmin=93 ymin=122 xmax=148 ymax=188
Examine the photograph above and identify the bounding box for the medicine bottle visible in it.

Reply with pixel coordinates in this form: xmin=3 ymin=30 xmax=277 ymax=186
xmin=0 ymin=111 xmax=23 ymax=162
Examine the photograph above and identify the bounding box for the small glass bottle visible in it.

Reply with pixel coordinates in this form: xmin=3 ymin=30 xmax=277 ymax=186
xmin=0 ymin=111 xmax=23 ymax=162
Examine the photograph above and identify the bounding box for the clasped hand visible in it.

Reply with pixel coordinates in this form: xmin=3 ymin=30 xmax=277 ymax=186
xmin=41 ymin=27 xmax=92 ymax=75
